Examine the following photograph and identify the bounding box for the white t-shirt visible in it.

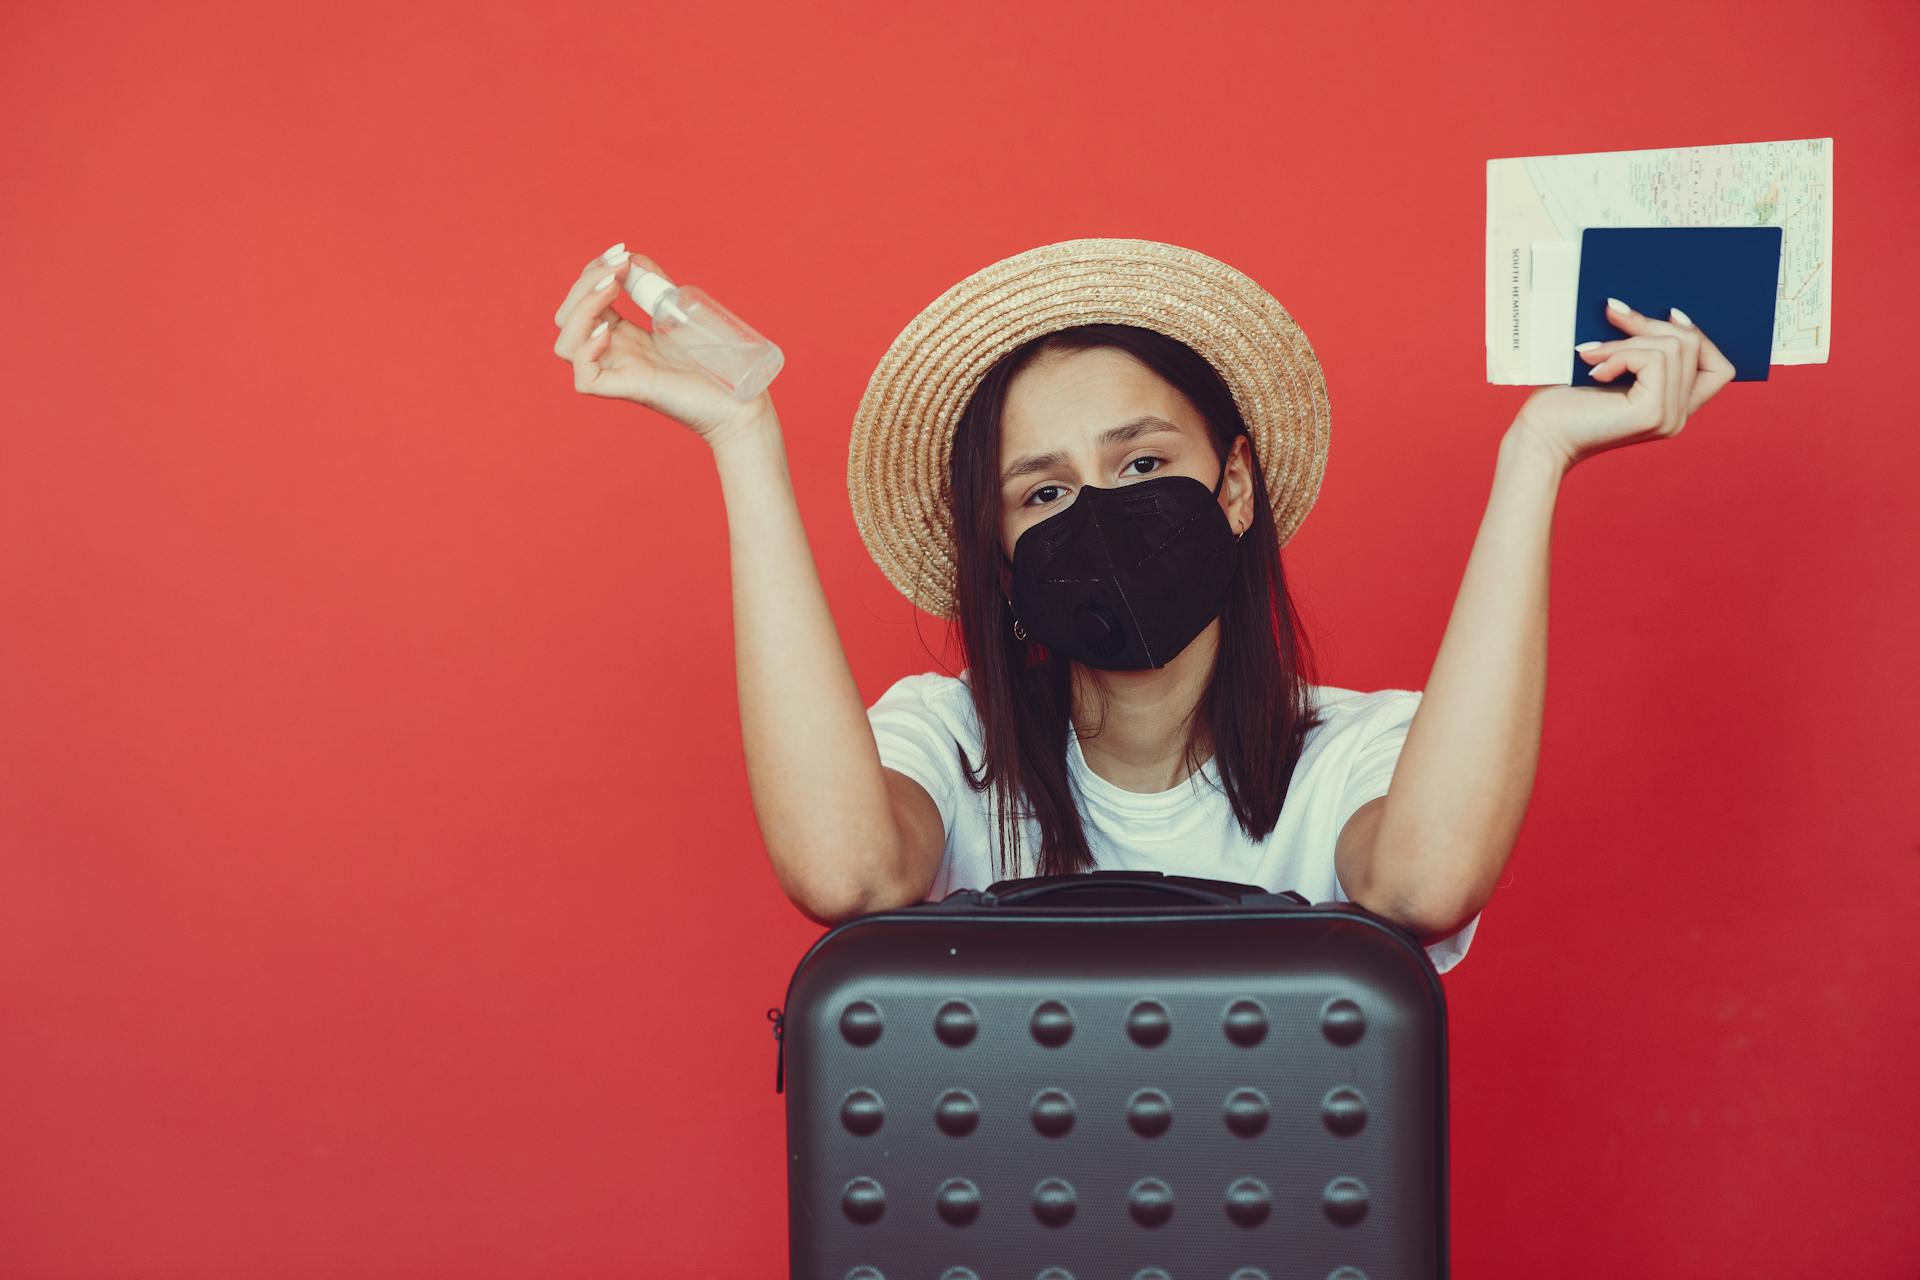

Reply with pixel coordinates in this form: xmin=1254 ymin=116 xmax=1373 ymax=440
xmin=866 ymin=669 xmax=1482 ymax=974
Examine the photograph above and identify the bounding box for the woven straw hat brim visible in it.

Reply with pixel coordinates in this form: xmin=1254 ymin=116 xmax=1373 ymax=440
xmin=847 ymin=237 xmax=1331 ymax=621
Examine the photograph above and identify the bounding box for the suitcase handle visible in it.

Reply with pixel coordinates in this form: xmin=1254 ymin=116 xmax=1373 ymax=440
xmin=982 ymin=870 xmax=1307 ymax=908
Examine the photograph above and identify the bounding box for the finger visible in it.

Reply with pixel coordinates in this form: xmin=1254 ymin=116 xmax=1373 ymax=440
xmin=1654 ymin=310 xmax=1701 ymax=429
xmin=553 ymin=243 xmax=630 ymax=326
xmin=1576 ymin=335 xmax=1666 ymax=365
xmin=555 ymin=246 xmax=674 ymax=329
xmin=1601 ymin=297 xmax=1696 ymax=429
xmin=553 ymin=263 xmax=625 ymax=363
xmin=1643 ymin=326 xmax=1684 ymax=431
xmin=1668 ymin=309 xmax=1739 ymax=415
xmin=572 ymin=320 xmax=608 ymax=394
xmin=1602 ymin=295 xmax=1650 ymax=336
xmin=573 ymin=312 xmax=636 ymax=396
xmin=1575 ymin=331 xmax=1679 ymax=359
xmin=1587 ymin=344 xmax=1670 ymax=431
xmin=1686 ymin=360 xmax=1735 ymax=417
xmin=1576 ymin=338 xmax=1630 ymax=361
xmin=570 ymin=308 xmax=676 ymax=402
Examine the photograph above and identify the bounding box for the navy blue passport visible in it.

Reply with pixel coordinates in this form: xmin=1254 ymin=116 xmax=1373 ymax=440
xmin=1574 ymin=225 xmax=1782 ymax=386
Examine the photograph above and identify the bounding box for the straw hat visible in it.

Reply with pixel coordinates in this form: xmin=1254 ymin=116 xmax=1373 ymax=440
xmin=846 ymin=236 xmax=1332 ymax=621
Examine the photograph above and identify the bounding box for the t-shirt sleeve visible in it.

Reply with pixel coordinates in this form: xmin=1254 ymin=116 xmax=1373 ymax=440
xmin=1332 ymin=688 xmax=1420 ymax=831
xmin=1328 ymin=687 xmax=1484 ymax=975
xmin=865 ymin=673 xmax=961 ymax=840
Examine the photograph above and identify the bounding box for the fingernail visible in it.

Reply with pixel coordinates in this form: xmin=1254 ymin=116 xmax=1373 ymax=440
xmin=590 ymin=319 xmax=610 ymax=340
xmin=594 ymin=272 xmax=615 ymax=292
xmin=600 ymin=242 xmax=626 ymax=263
xmin=1669 ymin=306 xmax=1693 ymax=327
xmin=605 ymin=251 xmax=631 ymax=269
xmin=1574 ymin=341 xmax=1603 ymax=352
xmin=1606 ymin=297 xmax=1632 ymax=316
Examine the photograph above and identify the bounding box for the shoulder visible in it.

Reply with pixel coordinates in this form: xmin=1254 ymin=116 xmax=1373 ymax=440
xmin=1304 ymin=683 xmax=1424 ymax=751
xmin=1309 ymin=683 xmax=1423 ymax=721
xmin=865 ymin=669 xmax=983 ymax=829
xmin=872 ymin=667 xmax=972 ymax=698
xmin=866 ymin=668 xmax=982 ymax=745
xmin=870 ymin=668 xmax=976 ymax=714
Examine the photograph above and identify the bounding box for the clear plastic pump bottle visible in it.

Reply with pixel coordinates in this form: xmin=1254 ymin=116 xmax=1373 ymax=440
xmin=624 ymin=269 xmax=785 ymax=403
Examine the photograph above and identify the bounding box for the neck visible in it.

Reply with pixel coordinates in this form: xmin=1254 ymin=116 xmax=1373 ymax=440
xmin=1069 ymin=621 xmax=1219 ymax=793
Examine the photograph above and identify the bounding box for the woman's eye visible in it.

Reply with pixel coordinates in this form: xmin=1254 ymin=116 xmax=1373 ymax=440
xmin=1024 ymin=457 xmax=1167 ymax=507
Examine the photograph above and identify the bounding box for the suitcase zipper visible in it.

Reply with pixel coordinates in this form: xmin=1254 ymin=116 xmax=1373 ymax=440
xmin=767 ymin=1006 xmax=785 ymax=1094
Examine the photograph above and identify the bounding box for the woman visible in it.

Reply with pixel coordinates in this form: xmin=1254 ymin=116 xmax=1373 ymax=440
xmin=551 ymin=237 xmax=1735 ymax=975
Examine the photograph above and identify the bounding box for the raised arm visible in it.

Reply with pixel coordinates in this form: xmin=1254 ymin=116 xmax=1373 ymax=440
xmin=1341 ymin=297 xmax=1738 ymax=939
xmin=551 ymin=244 xmax=939 ymax=925
xmin=709 ymin=413 xmax=942 ymax=923
xmin=1338 ymin=423 xmax=1560 ymax=940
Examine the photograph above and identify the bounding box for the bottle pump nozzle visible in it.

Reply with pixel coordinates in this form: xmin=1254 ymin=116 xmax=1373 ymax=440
xmin=626 ymin=269 xmax=675 ymax=316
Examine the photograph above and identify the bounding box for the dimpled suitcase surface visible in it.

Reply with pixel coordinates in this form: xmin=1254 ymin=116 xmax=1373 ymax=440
xmin=768 ymin=870 xmax=1450 ymax=1280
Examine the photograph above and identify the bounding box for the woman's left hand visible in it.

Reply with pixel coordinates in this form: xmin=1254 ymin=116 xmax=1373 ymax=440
xmin=1512 ymin=299 xmax=1739 ymax=473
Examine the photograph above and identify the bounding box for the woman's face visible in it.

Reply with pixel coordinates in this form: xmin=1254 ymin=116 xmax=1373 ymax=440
xmin=996 ymin=346 xmax=1252 ymax=572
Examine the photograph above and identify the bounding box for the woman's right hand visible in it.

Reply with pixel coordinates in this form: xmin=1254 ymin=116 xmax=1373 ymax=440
xmin=553 ymin=244 xmax=777 ymax=448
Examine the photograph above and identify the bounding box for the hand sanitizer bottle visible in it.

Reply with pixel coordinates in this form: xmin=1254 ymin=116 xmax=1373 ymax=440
xmin=624 ymin=268 xmax=785 ymax=403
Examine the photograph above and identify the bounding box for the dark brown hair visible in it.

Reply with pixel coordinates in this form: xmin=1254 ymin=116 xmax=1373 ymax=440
xmin=943 ymin=322 xmax=1326 ymax=881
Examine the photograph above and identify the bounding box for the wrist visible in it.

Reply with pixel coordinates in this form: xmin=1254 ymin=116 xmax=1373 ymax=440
xmin=1501 ymin=417 xmax=1571 ymax=486
xmin=706 ymin=406 xmax=785 ymax=459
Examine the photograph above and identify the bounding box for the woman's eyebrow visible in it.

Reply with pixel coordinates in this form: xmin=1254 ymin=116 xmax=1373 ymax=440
xmin=1000 ymin=416 xmax=1184 ymax=486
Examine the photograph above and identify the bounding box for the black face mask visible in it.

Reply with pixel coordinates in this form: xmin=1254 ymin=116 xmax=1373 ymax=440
xmin=1007 ymin=466 xmax=1238 ymax=670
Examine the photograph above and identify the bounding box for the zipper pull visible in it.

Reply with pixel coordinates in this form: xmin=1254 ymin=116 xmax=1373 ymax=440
xmin=767 ymin=1006 xmax=785 ymax=1094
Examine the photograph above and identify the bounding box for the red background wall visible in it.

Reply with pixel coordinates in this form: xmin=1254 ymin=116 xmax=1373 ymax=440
xmin=3 ymin=1 xmax=1915 ymax=1274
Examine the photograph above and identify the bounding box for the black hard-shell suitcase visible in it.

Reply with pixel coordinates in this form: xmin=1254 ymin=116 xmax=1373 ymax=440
xmin=767 ymin=869 xmax=1450 ymax=1279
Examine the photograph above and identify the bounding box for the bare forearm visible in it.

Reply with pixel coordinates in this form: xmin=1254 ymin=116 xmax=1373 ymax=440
xmin=1370 ymin=423 xmax=1565 ymax=930
xmin=708 ymin=415 xmax=901 ymax=919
